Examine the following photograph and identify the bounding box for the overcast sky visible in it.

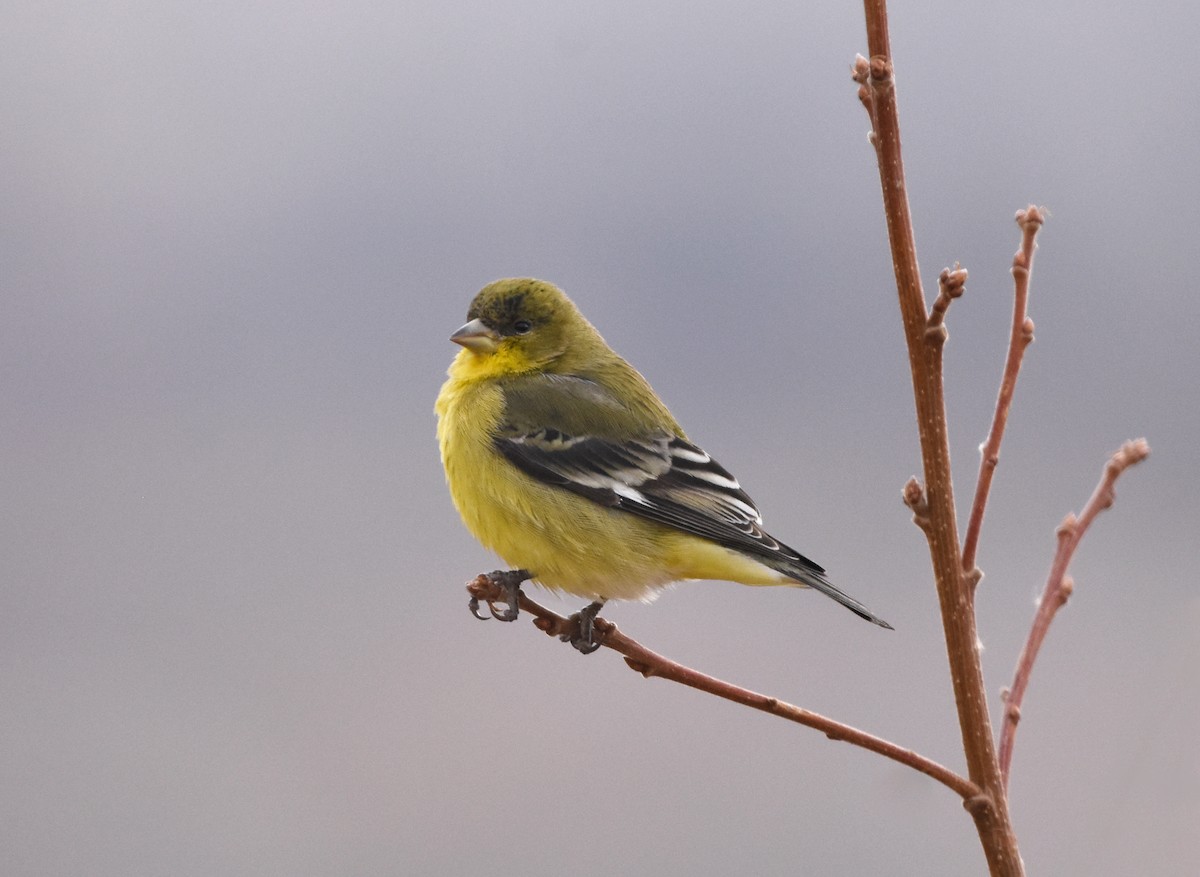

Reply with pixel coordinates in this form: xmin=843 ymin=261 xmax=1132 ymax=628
xmin=3 ymin=2 xmax=1197 ymax=875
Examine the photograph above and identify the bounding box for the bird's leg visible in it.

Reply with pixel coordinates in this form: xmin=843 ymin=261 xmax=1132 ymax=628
xmin=563 ymin=600 xmax=607 ymax=654
xmin=468 ymin=569 xmax=530 ymax=622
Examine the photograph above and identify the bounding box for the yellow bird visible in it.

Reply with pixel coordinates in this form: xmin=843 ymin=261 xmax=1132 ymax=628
xmin=436 ymin=278 xmax=891 ymax=652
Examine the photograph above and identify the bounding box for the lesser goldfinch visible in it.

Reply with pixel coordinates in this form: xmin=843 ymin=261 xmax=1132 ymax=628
xmin=436 ymin=278 xmax=891 ymax=651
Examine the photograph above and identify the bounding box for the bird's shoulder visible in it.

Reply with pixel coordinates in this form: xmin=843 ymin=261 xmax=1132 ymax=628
xmin=496 ymin=367 xmax=680 ymax=442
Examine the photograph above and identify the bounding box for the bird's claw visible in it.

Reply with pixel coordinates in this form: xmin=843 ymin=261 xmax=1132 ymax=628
xmin=488 ymin=600 xmax=518 ymax=622
xmin=467 ymin=569 xmax=530 ymax=623
xmin=561 ymin=600 xmax=606 ymax=654
xmin=569 ymin=635 xmax=602 ymax=655
xmin=468 ymin=595 xmax=489 ymax=620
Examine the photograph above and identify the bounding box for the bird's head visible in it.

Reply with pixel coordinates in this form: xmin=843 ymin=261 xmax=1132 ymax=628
xmin=449 ymin=278 xmax=596 ymax=377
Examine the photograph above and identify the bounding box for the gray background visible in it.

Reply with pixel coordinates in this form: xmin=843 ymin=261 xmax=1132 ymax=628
xmin=3 ymin=2 xmax=1197 ymax=875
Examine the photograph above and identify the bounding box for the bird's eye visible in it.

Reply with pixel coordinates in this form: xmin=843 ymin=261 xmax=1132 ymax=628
xmin=512 ymin=319 xmax=533 ymax=335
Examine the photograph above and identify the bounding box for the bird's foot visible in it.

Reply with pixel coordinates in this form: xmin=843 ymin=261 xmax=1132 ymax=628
xmin=561 ymin=600 xmax=606 ymax=654
xmin=468 ymin=569 xmax=530 ymax=622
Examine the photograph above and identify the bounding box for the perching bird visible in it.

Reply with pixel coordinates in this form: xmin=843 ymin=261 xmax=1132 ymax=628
xmin=436 ymin=278 xmax=891 ymax=652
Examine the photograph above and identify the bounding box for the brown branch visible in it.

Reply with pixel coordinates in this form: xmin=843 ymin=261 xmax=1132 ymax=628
xmin=855 ymin=3 xmax=1023 ymax=873
xmin=962 ymin=207 xmax=1045 ymax=579
xmin=466 ymin=575 xmax=980 ymax=800
xmin=997 ymin=439 xmax=1150 ymax=789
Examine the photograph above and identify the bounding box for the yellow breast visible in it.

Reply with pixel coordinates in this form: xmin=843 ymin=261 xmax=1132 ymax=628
xmin=435 ymin=363 xmax=677 ymax=601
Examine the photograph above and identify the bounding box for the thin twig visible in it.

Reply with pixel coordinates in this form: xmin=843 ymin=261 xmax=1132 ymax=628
xmin=962 ymin=207 xmax=1045 ymax=579
xmin=466 ymin=575 xmax=980 ymax=800
xmin=928 ymin=265 xmax=968 ymax=336
xmin=998 ymin=439 xmax=1150 ymax=789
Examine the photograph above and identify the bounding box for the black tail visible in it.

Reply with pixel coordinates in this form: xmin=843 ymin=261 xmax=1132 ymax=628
xmin=781 ymin=562 xmax=893 ymax=629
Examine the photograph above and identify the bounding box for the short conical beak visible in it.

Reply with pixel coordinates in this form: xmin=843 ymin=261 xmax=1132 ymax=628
xmin=450 ymin=318 xmax=500 ymax=353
